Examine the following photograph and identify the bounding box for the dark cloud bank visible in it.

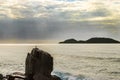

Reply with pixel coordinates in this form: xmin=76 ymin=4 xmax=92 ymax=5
xmin=0 ymin=17 xmax=120 ymax=43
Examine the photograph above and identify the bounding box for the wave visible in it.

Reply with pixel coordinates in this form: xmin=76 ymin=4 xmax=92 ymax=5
xmin=53 ymin=71 xmax=93 ymax=80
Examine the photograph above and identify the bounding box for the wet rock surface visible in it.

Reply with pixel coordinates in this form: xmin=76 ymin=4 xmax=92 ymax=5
xmin=25 ymin=47 xmax=61 ymax=80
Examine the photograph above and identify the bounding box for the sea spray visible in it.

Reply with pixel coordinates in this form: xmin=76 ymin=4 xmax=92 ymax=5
xmin=53 ymin=71 xmax=93 ymax=80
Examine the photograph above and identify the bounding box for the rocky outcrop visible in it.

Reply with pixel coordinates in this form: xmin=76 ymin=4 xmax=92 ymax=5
xmin=25 ymin=47 xmax=61 ymax=80
xmin=0 ymin=74 xmax=3 ymax=80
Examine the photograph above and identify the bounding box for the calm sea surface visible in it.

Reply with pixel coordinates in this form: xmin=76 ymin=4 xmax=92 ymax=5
xmin=0 ymin=44 xmax=120 ymax=80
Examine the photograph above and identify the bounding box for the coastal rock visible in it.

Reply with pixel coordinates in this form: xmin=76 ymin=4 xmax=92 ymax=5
xmin=33 ymin=74 xmax=61 ymax=80
xmin=0 ymin=74 xmax=3 ymax=80
xmin=25 ymin=47 xmax=60 ymax=80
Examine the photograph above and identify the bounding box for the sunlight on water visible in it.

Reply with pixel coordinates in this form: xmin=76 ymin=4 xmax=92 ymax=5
xmin=0 ymin=44 xmax=120 ymax=80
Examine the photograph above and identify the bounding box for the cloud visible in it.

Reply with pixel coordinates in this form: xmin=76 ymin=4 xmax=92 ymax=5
xmin=0 ymin=0 xmax=120 ymax=42
xmin=0 ymin=0 xmax=119 ymax=21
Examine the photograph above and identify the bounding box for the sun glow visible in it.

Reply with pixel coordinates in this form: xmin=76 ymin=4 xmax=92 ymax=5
xmin=6 ymin=0 xmax=18 ymax=5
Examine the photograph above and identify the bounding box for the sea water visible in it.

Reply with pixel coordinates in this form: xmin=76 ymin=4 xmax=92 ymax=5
xmin=0 ymin=44 xmax=120 ymax=80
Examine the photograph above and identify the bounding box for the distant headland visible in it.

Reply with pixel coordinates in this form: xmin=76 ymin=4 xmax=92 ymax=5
xmin=59 ymin=37 xmax=120 ymax=43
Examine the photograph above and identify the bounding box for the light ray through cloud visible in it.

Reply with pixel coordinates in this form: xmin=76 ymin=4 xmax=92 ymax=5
xmin=0 ymin=0 xmax=120 ymax=43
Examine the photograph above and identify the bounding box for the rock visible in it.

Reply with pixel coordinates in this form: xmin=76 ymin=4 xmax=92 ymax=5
xmin=25 ymin=47 xmax=61 ymax=80
xmin=6 ymin=75 xmax=15 ymax=80
xmin=33 ymin=74 xmax=61 ymax=80
xmin=6 ymin=74 xmax=25 ymax=80
xmin=51 ymin=75 xmax=61 ymax=80
xmin=0 ymin=74 xmax=3 ymax=80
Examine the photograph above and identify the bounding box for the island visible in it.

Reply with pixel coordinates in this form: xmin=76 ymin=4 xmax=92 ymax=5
xmin=59 ymin=37 xmax=120 ymax=43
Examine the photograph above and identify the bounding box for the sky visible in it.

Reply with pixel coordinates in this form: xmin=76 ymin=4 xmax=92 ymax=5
xmin=0 ymin=0 xmax=120 ymax=43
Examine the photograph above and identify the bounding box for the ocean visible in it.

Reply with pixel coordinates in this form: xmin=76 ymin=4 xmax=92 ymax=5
xmin=0 ymin=44 xmax=120 ymax=80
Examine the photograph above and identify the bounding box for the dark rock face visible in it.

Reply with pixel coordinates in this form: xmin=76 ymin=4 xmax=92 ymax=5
xmin=25 ymin=47 xmax=61 ymax=80
xmin=0 ymin=74 xmax=3 ymax=80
